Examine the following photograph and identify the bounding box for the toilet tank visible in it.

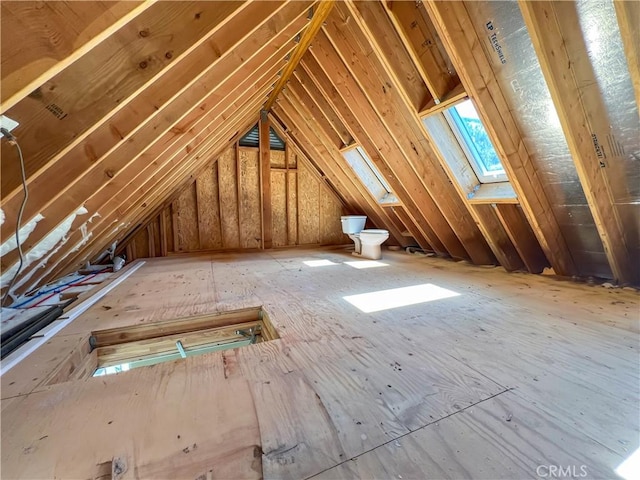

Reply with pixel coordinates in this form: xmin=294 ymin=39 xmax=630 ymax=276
xmin=341 ymin=215 xmax=367 ymax=234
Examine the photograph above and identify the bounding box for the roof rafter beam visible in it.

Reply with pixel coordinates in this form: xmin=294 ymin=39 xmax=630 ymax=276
xmin=264 ymin=0 xmax=336 ymax=111
xmin=519 ymin=0 xmax=636 ymax=284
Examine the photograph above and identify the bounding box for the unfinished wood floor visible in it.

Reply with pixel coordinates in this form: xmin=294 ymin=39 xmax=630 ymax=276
xmin=2 ymin=247 xmax=638 ymax=479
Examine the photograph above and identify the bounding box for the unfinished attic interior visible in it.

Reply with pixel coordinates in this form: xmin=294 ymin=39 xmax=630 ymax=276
xmin=1 ymin=0 xmax=639 ymax=478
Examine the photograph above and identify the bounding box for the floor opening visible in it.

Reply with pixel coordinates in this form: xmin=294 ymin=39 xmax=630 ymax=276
xmin=90 ymin=307 xmax=278 ymax=376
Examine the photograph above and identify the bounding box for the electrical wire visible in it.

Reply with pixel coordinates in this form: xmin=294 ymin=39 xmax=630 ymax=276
xmin=1 ymin=129 xmax=29 ymax=307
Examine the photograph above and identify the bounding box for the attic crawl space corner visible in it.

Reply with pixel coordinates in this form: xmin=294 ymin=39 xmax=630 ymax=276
xmin=0 ymin=1 xmax=639 ymax=479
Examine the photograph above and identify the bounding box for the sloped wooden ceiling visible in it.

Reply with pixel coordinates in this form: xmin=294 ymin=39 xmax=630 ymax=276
xmin=1 ymin=0 xmax=638 ymax=301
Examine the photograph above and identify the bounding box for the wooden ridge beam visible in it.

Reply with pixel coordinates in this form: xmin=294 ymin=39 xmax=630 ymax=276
xmin=424 ymin=0 xmax=577 ymax=277
xmin=519 ymin=1 xmax=636 ymax=284
xmin=264 ymin=0 xmax=335 ymax=111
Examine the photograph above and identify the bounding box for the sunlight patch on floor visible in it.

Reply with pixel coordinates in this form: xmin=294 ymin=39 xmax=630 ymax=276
xmin=343 ymin=283 xmax=460 ymax=313
xmin=617 ymin=447 xmax=640 ymax=480
xmin=303 ymin=260 xmax=340 ymax=267
xmin=344 ymin=260 xmax=389 ymax=269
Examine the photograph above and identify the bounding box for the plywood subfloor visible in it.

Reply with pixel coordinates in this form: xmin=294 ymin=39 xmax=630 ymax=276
xmin=2 ymin=247 xmax=638 ymax=479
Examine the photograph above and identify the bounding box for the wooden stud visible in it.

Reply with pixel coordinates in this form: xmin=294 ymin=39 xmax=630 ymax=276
xmin=158 ymin=208 xmax=168 ymax=257
xmin=147 ymin=223 xmax=156 ymax=258
xmin=259 ymin=111 xmax=273 ymax=249
xmin=613 ymin=0 xmax=640 ymax=109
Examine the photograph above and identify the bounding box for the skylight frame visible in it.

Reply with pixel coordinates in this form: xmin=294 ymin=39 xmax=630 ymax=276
xmin=443 ymin=100 xmax=508 ymax=184
xmin=342 ymin=146 xmax=399 ymax=204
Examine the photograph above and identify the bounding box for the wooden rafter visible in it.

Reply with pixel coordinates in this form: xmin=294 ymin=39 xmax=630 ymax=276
xmin=519 ymin=0 xmax=636 ymax=284
xmin=613 ymin=0 xmax=640 ymax=109
xmin=1 ymin=1 xmax=157 ymax=113
xmin=263 ymin=0 xmax=335 ymax=111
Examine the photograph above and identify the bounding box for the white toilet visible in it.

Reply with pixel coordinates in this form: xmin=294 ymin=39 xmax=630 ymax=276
xmin=341 ymin=215 xmax=390 ymax=260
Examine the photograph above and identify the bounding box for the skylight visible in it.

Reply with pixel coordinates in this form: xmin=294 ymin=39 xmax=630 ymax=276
xmin=343 ymin=146 xmax=398 ymax=204
xmin=444 ymin=99 xmax=507 ymax=183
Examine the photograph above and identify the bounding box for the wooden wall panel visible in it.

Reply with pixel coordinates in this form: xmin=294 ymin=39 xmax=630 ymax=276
xmin=133 ymin=227 xmax=150 ymax=260
xmin=239 ymin=148 xmax=262 ymax=249
xmin=196 ymin=163 xmax=222 ymax=250
xmin=121 ymin=141 xmax=346 ymax=257
xmin=320 ymin=185 xmax=346 ymax=245
xmin=271 ymin=171 xmax=289 ymax=247
xmin=297 ymin=160 xmax=321 ymax=244
xmin=271 ymin=150 xmax=287 ymax=169
xmin=174 ymin=183 xmax=200 ymax=252
xmin=218 ymin=146 xmax=241 ymax=249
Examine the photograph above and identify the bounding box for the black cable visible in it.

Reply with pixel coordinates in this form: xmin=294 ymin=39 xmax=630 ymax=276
xmin=1 ymin=128 xmax=29 ymax=307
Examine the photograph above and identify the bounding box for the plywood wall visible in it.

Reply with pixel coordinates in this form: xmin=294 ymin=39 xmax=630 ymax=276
xmin=123 ymin=144 xmax=347 ymax=259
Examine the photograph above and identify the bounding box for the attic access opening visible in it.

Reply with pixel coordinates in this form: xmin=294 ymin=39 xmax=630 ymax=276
xmin=90 ymin=307 xmax=278 ymax=376
xmin=239 ymin=123 xmax=285 ymax=150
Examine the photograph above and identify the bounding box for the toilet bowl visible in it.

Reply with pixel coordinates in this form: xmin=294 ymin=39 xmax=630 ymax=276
xmin=341 ymin=216 xmax=389 ymax=260
xmin=359 ymin=229 xmax=390 ymax=260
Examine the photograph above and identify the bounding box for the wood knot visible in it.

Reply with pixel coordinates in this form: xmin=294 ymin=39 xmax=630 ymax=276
xmin=139 ymin=29 xmax=149 ymax=37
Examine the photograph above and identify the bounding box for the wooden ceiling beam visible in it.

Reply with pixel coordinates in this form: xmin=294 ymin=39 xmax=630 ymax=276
xmin=291 ymin=70 xmax=354 ymax=148
xmin=424 ymin=0 xmax=577 ymax=277
xmin=1 ymin=1 xmax=250 ymax=199
xmin=613 ymin=0 xmax=640 ymax=109
xmin=381 ymin=0 xmax=456 ymax=103
xmin=264 ymin=0 xmax=336 ymax=111
xmin=45 ymin=74 xmax=280 ymax=285
xmin=277 ymin=91 xmax=404 ymax=241
xmin=1 ymin=1 xmax=154 ymax=112
xmin=519 ymin=1 xmax=636 ymax=284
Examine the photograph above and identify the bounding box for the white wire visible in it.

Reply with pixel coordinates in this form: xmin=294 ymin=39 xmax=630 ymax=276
xmin=2 ymin=139 xmax=28 ymax=307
